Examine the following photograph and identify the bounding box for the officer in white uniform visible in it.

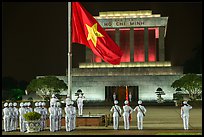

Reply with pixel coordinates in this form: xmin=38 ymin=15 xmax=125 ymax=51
xmin=71 ymin=101 xmax=76 ymax=130
xmin=38 ymin=102 xmax=44 ymax=131
xmin=64 ymin=101 xmax=72 ymax=131
xmin=76 ymin=94 xmax=85 ymax=116
xmin=27 ymin=102 xmax=33 ymax=113
xmin=13 ymin=102 xmax=19 ymax=131
xmin=41 ymin=102 xmax=48 ymax=130
xmin=24 ymin=102 xmax=29 ymax=114
xmin=8 ymin=102 xmax=14 ymax=131
xmin=110 ymin=100 xmax=122 ymax=130
xmin=181 ymin=101 xmax=192 ymax=130
xmin=122 ymin=100 xmax=133 ymax=130
xmin=133 ymin=100 xmax=146 ymax=130
xmin=57 ymin=102 xmax=63 ymax=131
xmin=19 ymin=102 xmax=26 ymax=132
xmin=49 ymin=102 xmax=58 ymax=132
xmin=3 ymin=102 xmax=10 ymax=132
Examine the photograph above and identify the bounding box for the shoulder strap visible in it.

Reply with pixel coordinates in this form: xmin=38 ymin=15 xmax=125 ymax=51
xmin=138 ymin=105 xmax=145 ymax=116
xmin=114 ymin=105 xmax=121 ymax=117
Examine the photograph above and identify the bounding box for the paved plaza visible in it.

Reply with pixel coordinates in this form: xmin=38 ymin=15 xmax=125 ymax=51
xmin=2 ymin=106 xmax=202 ymax=135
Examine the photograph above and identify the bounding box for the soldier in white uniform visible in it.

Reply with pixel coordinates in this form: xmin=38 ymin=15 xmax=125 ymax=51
xmin=8 ymin=102 xmax=14 ymax=131
xmin=71 ymin=101 xmax=76 ymax=130
xmin=133 ymin=100 xmax=146 ymax=130
xmin=24 ymin=102 xmax=29 ymax=114
xmin=181 ymin=101 xmax=192 ymax=130
xmin=64 ymin=102 xmax=72 ymax=131
xmin=76 ymin=94 xmax=85 ymax=116
xmin=110 ymin=100 xmax=122 ymax=130
xmin=19 ymin=102 xmax=26 ymax=132
xmin=57 ymin=102 xmax=63 ymax=131
xmin=27 ymin=102 xmax=33 ymax=113
xmin=49 ymin=102 xmax=58 ymax=132
xmin=12 ymin=102 xmax=19 ymax=131
xmin=41 ymin=102 xmax=48 ymax=130
xmin=122 ymin=100 xmax=133 ymax=130
xmin=3 ymin=102 xmax=10 ymax=132
xmin=38 ymin=102 xmax=44 ymax=131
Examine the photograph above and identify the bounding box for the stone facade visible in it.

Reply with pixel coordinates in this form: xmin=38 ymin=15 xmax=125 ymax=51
xmin=56 ymin=65 xmax=183 ymax=102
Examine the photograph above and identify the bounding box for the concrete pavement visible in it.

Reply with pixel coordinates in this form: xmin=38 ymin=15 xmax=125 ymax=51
xmin=2 ymin=106 xmax=202 ymax=135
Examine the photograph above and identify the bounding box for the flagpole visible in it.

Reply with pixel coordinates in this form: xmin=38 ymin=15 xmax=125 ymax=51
xmin=67 ymin=2 xmax=72 ymax=99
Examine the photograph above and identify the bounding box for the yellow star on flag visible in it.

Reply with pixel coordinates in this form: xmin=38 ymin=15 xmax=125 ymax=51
xmin=86 ymin=23 xmax=104 ymax=47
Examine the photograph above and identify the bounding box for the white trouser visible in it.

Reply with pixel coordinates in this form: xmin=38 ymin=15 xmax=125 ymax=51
xmin=14 ymin=116 xmax=18 ymax=130
xmin=10 ymin=117 xmax=14 ymax=131
xmin=73 ymin=116 xmax=76 ymax=129
xmin=182 ymin=115 xmax=189 ymax=130
xmin=19 ymin=116 xmax=26 ymax=132
xmin=137 ymin=115 xmax=144 ymax=130
xmin=123 ymin=113 xmax=130 ymax=130
xmin=3 ymin=116 xmax=10 ymax=132
xmin=78 ymin=104 xmax=83 ymax=116
xmin=41 ymin=116 xmax=46 ymax=130
xmin=58 ymin=116 xmax=62 ymax=130
xmin=65 ymin=115 xmax=72 ymax=132
xmin=50 ymin=115 xmax=57 ymax=132
xmin=113 ymin=116 xmax=119 ymax=129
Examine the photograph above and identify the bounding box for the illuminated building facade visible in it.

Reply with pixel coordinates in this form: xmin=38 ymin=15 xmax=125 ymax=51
xmin=28 ymin=11 xmax=183 ymax=104
xmin=61 ymin=10 xmax=184 ymax=104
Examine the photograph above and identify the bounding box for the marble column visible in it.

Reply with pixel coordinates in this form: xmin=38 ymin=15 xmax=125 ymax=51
xmin=144 ymin=27 xmax=149 ymax=62
xmin=159 ymin=26 xmax=165 ymax=61
xmin=130 ymin=28 xmax=134 ymax=62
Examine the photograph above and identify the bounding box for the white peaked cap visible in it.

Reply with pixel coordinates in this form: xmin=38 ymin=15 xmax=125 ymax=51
xmin=183 ymin=101 xmax=187 ymax=104
xmin=138 ymin=100 xmax=142 ymax=104
xmin=27 ymin=102 xmax=31 ymax=106
xmin=42 ymin=102 xmax=46 ymax=106
xmin=35 ymin=102 xmax=39 ymax=106
xmin=38 ymin=102 xmax=42 ymax=106
xmin=4 ymin=102 xmax=8 ymax=107
xmin=20 ymin=102 xmax=24 ymax=107
xmin=9 ymin=102 xmax=12 ymax=106
xmin=52 ymin=94 xmax=55 ymax=98
xmin=13 ymin=102 xmax=17 ymax=106
xmin=124 ymin=100 xmax=129 ymax=105
xmin=114 ymin=100 xmax=118 ymax=104
xmin=24 ymin=102 xmax=27 ymax=106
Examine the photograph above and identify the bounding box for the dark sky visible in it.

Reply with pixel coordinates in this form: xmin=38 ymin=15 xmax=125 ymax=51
xmin=2 ymin=2 xmax=202 ymax=82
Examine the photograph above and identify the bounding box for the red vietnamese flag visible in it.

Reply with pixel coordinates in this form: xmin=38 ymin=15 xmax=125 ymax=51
xmin=72 ymin=2 xmax=123 ymax=65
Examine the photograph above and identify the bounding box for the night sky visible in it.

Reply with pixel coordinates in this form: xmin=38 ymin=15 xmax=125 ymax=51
xmin=2 ymin=2 xmax=202 ymax=82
